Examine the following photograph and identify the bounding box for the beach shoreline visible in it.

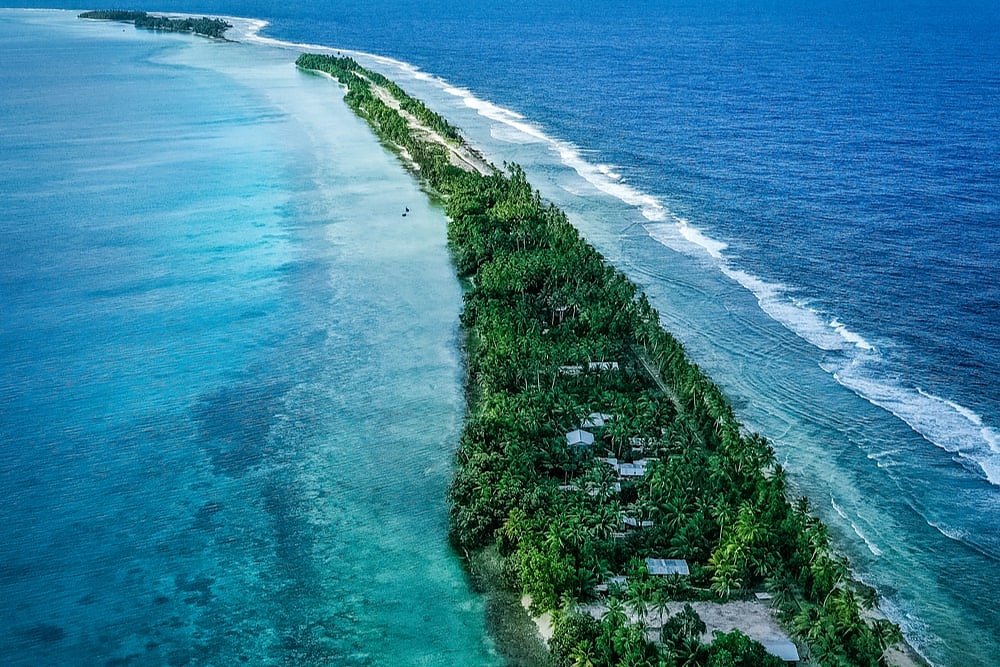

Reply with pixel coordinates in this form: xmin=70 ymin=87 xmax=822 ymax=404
xmin=295 ymin=48 xmax=932 ymax=667
xmin=515 ymin=590 xmax=928 ymax=667
xmin=63 ymin=10 xmax=937 ymax=663
xmin=5 ymin=7 xmax=984 ymax=665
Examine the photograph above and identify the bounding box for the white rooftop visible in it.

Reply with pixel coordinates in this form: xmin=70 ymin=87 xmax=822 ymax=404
xmin=761 ymin=639 xmax=801 ymax=662
xmin=617 ymin=463 xmax=647 ymax=477
xmin=565 ymin=429 xmax=595 ymax=447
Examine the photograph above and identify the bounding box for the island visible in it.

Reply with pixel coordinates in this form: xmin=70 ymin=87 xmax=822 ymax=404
xmin=298 ymin=52 xmax=913 ymax=667
xmin=79 ymin=10 xmax=231 ymax=39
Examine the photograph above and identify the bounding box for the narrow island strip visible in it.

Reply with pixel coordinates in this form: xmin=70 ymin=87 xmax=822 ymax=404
xmin=299 ymin=53 xmax=923 ymax=667
xmin=79 ymin=10 xmax=231 ymax=39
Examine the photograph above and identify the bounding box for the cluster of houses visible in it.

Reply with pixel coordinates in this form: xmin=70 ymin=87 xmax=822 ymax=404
xmin=564 ymin=412 xmax=656 ymax=526
xmin=558 ymin=391 xmax=801 ymax=663
xmin=565 ymin=416 xmax=656 ymax=481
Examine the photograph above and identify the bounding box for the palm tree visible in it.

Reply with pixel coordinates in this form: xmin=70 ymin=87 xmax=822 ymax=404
xmin=659 ymin=498 xmax=689 ymax=539
xmin=569 ymin=640 xmax=596 ymax=667
xmin=812 ymin=554 xmax=848 ymax=604
xmin=764 ymin=571 xmax=801 ymax=619
xmin=604 ymin=596 xmax=628 ymax=629
xmin=574 ymin=568 xmax=600 ymax=601
xmin=857 ymin=582 xmax=879 ymax=611
xmin=791 ymin=603 xmax=823 ymax=641
xmin=827 ymin=587 xmax=862 ymax=637
xmin=591 ymin=502 xmax=621 ymax=541
xmin=650 ymin=586 xmax=671 ymax=628
xmin=628 ymin=590 xmax=649 ymax=626
xmin=709 ymin=563 xmax=743 ymax=600
xmin=871 ymin=618 xmax=904 ymax=666
xmin=672 ymin=636 xmax=706 ymax=667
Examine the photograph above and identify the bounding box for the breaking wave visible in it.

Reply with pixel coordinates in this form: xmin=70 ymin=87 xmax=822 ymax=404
xmin=236 ymin=18 xmax=1000 ymax=490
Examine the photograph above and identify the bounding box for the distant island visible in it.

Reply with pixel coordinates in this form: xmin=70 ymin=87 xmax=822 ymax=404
xmin=78 ymin=10 xmax=231 ymax=39
xmin=297 ymin=52 xmax=921 ymax=667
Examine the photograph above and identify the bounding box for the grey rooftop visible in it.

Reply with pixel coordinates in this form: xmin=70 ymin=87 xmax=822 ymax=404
xmin=644 ymin=558 xmax=690 ymax=576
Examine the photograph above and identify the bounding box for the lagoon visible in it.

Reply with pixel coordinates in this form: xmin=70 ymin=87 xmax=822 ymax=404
xmin=3 ymin=5 xmax=1000 ymax=666
xmin=0 ymin=11 xmax=499 ymax=665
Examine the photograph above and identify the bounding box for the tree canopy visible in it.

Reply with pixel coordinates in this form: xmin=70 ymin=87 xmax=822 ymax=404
xmin=297 ymin=52 xmax=906 ymax=667
xmin=79 ymin=10 xmax=231 ymax=39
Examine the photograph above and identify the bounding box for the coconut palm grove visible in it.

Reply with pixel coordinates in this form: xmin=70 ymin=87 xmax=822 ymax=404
xmin=298 ymin=52 xmax=905 ymax=667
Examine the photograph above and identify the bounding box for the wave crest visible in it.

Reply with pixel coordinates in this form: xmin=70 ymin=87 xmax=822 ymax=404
xmin=235 ymin=22 xmax=1000 ymax=491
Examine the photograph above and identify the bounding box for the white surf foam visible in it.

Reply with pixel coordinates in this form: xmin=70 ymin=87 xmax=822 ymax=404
xmin=719 ymin=266 xmax=877 ymax=354
xmin=858 ymin=529 xmax=884 ymax=557
xmin=677 ymin=217 xmax=728 ymax=259
xmin=230 ymin=20 xmax=1000 ymax=493
xmin=925 ymin=519 xmax=971 ymax=544
xmin=831 ymin=498 xmax=883 ymax=557
xmin=832 ymin=369 xmax=1000 ymax=486
xmin=866 ymin=449 xmax=905 ymax=470
xmin=830 ymin=318 xmax=875 ymax=351
xmin=435 ymin=85 xmax=673 ymax=221
xmin=406 ymin=55 xmax=1000 ymax=494
xmin=488 ymin=124 xmax=543 ymax=144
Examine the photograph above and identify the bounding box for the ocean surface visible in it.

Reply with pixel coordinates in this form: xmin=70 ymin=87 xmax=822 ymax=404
xmin=0 ymin=11 xmax=500 ymax=666
xmin=2 ymin=3 xmax=998 ymax=666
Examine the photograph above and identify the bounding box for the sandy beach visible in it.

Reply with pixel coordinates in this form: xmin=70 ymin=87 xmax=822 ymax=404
xmin=530 ymin=598 xmax=928 ymax=667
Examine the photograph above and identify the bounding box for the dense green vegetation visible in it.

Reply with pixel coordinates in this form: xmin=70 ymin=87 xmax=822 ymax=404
xmin=79 ymin=10 xmax=146 ymax=21
xmin=296 ymin=53 xmax=468 ymax=187
xmin=79 ymin=10 xmax=231 ymax=39
xmin=301 ymin=52 xmax=906 ymax=667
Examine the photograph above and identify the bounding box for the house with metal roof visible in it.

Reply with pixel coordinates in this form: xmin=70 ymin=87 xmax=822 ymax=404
xmin=761 ymin=638 xmax=801 ymax=663
xmin=565 ymin=429 xmax=595 ymax=448
xmin=617 ymin=462 xmax=647 ymax=477
xmin=645 ymin=558 xmax=690 ymax=576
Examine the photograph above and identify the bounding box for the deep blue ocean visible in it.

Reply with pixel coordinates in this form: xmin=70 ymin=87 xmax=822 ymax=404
xmin=2 ymin=2 xmax=998 ymax=666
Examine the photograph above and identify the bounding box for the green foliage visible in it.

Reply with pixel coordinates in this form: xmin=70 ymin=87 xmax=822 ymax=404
xmin=550 ymin=612 xmax=601 ymax=667
xmin=707 ymin=630 xmax=784 ymax=667
xmin=79 ymin=10 xmax=147 ymax=20
xmin=304 ymin=50 xmax=908 ymax=667
xmin=659 ymin=603 xmax=706 ymax=652
xmin=78 ymin=10 xmax=231 ymax=38
xmin=134 ymin=15 xmax=231 ymax=38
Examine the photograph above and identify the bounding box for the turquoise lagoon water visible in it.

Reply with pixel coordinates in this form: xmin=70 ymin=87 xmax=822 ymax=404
xmin=352 ymin=55 xmax=1000 ymax=667
xmin=0 ymin=11 xmax=499 ymax=666
xmin=4 ymin=4 xmax=1000 ymax=666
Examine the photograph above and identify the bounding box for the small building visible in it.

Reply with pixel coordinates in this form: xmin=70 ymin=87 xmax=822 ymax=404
xmin=595 ymin=575 xmax=629 ymax=594
xmin=761 ymin=639 xmax=800 ymax=664
xmin=645 ymin=558 xmax=690 ymax=576
xmin=581 ymin=412 xmax=614 ymax=428
xmin=629 ymin=436 xmax=656 ymax=454
xmin=622 ymin=516 xmax=654 ymax=529
xmin=559 ymin=365 xmax=584 ymax=376
xmin=617 ymin=462 xmax=647 ymax=478
xmin=565 ymin=429 xmax=595 ymax=448
xmin=585 ymin=482 xmax=621 ymax=496
xmin=588 ymin=361 xmax=620 ymax=372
